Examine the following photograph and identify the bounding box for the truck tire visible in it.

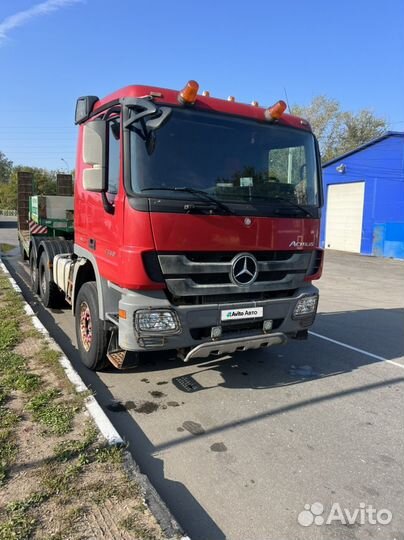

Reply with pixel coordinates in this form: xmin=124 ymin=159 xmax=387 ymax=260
xmin=19 ymin=241 xmax=28 ymax=261
xmin=29 ymin=250 xmax=39 ymax=293
xmin=75 ymin=282 xmax=109 ymax=371
xmin=38 ymin=251 xmax=63 ymax=308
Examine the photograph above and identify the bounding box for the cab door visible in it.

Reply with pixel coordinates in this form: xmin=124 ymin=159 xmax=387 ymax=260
xmin=85 ymin=111 xmax=124 ymax=282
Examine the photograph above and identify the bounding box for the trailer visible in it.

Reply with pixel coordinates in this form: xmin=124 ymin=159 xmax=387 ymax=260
xmin=17 ymin=172 xmax=75 ymax=302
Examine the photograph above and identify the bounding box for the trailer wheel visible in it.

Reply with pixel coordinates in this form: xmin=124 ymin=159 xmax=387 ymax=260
xmin=38 ymin=251 xmax=63 ymax=308
xmin=29 ymin=250 xmax=39 ymax=293
xmin=75 ymin=282 xmax=109 ymax=371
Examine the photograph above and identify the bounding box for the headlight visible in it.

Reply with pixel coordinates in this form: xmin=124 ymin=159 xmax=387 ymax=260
xmin=292 ymin=295 xmax=318 ymax=318
xmin=135 ymin=309 xmax=180 ymax=334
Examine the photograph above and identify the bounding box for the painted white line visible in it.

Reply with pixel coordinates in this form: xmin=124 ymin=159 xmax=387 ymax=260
xmin=309 ymin=331 xmax=404 ymax=370
xmin=85 ymin=396 xmax=123 ymax=446
xmin=28 ymin=309 xmax=49 ymax=336
xmin=59 ymin=355 xmax=88 ymax=393
xmin=0 ymin=258 xmax=124 ymax=445
xmin=1 ymin=261 xmax=21 ymax=292
xmin=24 ymin=303 xmax=35 ymax=317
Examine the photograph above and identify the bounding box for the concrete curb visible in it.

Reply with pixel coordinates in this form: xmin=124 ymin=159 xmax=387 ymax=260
xmin=0 ymin=257 xmax=190 ymax=540
xmin=1 ymin=260 xmax=122 ymax=444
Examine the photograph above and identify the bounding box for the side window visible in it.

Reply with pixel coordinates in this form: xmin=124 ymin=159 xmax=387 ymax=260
xmin=107 ymin=117 xmax=120 ymax=194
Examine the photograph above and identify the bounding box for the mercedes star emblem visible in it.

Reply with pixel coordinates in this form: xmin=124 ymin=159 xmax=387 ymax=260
xmin=230 ymin=253 xmax=258 ymax=286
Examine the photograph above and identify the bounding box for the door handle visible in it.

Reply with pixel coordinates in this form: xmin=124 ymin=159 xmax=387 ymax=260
xmin=89 ymin=238 xmax=96 ymax=250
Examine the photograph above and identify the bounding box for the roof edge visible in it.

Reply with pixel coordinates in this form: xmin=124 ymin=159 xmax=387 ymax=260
xmin=322 ymin=131 xmax=404 ymax=167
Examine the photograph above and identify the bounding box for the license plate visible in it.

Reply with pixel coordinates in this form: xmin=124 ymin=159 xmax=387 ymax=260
xmin=221 ymin=307 xmax=263 ymax=322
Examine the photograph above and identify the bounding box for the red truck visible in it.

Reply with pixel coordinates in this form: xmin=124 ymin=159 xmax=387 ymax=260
xmin=25 ymin=80 xmax=323 ymax=370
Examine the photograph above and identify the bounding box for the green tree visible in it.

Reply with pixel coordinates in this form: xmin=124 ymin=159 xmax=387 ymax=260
xmin=0 ymin=181 xmax=15 ymax=209
xmin=338 ymin=109 xmax=386 ymax=157
xmin=292 ymin=96 xmax=387 ymax=162
xmin=0 ymin=151 xmax=13 ymax=183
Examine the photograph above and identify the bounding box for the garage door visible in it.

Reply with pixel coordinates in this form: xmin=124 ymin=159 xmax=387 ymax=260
xmin=325 ymin=182 xmax=365 ymax=253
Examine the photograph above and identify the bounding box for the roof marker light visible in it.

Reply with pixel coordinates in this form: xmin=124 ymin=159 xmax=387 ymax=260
xmin=228 ymin=96 xmax=235 ymax=102
xmin=202 ymin=90 xmax=210 ymax=97
xmin=265 ymin=100 xmax=287 ymax=121
xmin=251 ymin=101 xmax=259 ymax=107
xmin=178 ymin=80 xmax=199 ymax=105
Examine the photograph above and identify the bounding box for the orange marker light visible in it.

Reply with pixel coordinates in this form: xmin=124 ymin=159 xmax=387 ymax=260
xmin=118 ymin=309 xmax=127 ymax=320
xmin=202 ymin=90 xmax=210 ymax=97
xmin=251 ymin=100 xmax=259 ymax=107
xmin=265 ymin=100 xmax=287 ymax=121
xmin=228 ymin=96 xmax=235 ymax=102
xmin=178 ymin=80 xmax=199 ymax=105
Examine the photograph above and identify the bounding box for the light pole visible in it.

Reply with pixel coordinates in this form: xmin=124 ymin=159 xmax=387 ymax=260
xmin=61 ymin=158 xmax=70 ymax=172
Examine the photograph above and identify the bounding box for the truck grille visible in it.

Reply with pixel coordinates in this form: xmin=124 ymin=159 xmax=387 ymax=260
xmin=157 ymin=251 xmax=314 ymax=305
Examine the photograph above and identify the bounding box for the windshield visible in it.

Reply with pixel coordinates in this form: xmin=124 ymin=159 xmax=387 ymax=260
xmin=130 ymin=108 xmax=319 ymax=207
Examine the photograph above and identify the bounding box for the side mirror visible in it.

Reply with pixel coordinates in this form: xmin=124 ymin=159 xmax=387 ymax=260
xmin=82 ymin=120 xmax=106 ymax=192
xmin=75 ymin=96 xmax=99 ymax=124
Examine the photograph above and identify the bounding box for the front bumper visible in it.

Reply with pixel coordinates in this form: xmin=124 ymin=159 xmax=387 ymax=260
xmin=117 ymin=284 xmax=319 ymax=357
xmin=183 ymin=333 xmax=287 ymax=362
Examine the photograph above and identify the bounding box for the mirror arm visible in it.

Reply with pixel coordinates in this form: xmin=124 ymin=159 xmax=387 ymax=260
xmin=123 ymin=101 xmax=158 ymax=129
xmin=121 ymin=97 xmax=172 ymax=130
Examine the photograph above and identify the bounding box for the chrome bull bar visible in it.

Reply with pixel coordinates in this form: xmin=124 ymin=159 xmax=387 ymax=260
xmin=183 ymin=332 xmax=287 ymax=362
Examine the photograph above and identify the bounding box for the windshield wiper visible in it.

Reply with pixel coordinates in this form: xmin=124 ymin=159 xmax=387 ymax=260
xmin=141 ymin=187 xmax=235 ymax=215
xmin=249 ymin=195 xmax=314 ymax=218
xmin=272 ymin=196 xmax=315 ymax=218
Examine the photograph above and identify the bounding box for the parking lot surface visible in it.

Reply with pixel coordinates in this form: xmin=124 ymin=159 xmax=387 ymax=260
xmin=1 ymin=217 xmax=403 ymax=540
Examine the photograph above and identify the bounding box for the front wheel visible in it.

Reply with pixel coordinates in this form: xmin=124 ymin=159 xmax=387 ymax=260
xmin=75 ymin=282 xmax=109 ymax=371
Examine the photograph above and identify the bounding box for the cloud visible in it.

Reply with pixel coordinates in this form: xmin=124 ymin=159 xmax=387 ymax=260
xmin=0 ymin=0 xmax=83 ymax=44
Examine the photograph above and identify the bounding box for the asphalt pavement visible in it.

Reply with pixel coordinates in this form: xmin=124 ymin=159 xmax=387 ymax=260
xmin=1 ymin=216 xmax=403 ymax=540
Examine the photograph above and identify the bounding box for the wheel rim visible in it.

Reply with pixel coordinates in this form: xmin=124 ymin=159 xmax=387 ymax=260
xmin=80 ymin=301 xmax=92 ymax=352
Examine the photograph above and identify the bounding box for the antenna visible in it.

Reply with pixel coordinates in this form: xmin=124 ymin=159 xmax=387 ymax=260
xmin=283 ymin=87 xmax=292 ymax=114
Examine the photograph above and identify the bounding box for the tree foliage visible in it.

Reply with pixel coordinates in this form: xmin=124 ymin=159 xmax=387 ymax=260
xmin=0 ymin=151 xmax=13 ymax=184
xmin=0 ymin=165 xmax=57 ymax=210
xmin=292 ymin=96 xmax=387 ymax=162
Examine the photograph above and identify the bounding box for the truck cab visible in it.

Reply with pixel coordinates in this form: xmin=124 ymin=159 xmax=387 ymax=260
xmin=49 ymin=81 xmax=323 ymax=370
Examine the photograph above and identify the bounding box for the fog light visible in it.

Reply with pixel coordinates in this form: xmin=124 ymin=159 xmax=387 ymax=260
xmin=263 ymin=319 xmax=273 ymax=333
xmin=293 ymin=295 xmax=318 ymax=318
xmin=135 ymin=310 xmax=180 ymax=334
xmin=211 ymin=326 xmax=222 ymax=340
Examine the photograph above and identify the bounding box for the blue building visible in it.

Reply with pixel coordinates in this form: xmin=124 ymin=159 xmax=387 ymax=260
xmin=321 ymin=131 xmax=404 ymax=259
